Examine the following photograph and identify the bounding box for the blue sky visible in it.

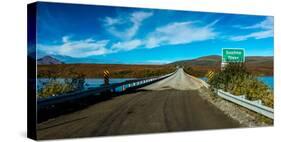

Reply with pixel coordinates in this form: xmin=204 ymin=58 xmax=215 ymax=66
xmin=36 ymin=2 xmax=274 ymax=64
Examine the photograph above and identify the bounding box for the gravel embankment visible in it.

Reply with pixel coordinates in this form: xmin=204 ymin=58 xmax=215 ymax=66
xmin=198 ymin=87 xmax=273 ymax=127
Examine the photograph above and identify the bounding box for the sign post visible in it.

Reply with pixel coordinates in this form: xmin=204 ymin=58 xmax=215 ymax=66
xmin=103 ymin=69 xmax=110 ymax=85
xmin=222 ymin=48 xmax=245 ymax=70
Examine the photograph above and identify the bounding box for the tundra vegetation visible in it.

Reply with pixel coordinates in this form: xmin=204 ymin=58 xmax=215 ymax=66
xmin=208 ymin=63 xmax=273 ymax=108
xmin=37 ymin=64 xmax=176 ymax=78
xmin=37 ymin=65 xmax=175 ymax=98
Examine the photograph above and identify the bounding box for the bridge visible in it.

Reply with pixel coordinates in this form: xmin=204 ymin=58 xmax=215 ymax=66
xmin=37 ymin=68 xmax=241 ymax=139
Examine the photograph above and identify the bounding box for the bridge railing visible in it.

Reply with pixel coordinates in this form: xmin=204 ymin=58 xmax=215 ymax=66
xmin=216 ymin=89 xmax=274 ymax=119
xmin=37 ymin=71 xmax=175 ymax=110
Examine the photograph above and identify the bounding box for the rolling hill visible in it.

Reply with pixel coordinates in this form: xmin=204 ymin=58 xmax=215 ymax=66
xmin=171 ymin=55 xmax=273 ymax=76
xmin=36 ymin=55 xmax=273 ymax=78
xmin=172 ymin=55 xmax=221 ymax=66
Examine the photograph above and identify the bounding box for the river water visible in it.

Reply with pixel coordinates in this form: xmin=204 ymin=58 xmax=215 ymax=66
xmin=257 ymin=76 xmax=273 ymax=90
xmin=37 ymin=76 xmax=273 ymax=91
xmin=37 ymin=78 xmax=135 ymax=90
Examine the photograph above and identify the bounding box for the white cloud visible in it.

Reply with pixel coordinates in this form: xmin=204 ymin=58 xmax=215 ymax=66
xmin=62 ymin=35 xmax=70 ymax=43
xmin=39 ymin=18 xmax=221 ymax=57
xmin=103 ymin=11 xmax=153 ymax=40
xmin=239 ymin=17 xmax=273 ymax=30
xmin=103 ymin=17 xmax=122 ymax=26
xmin=131 ymin=11 xmax=153 ymax=23
xmin=111 ymin=39 xmax=142 ymax=52
xmin=230 ymin=30 xmax=273 ymax=41
xmin=144 ymin=21 xmax=218 ymax=48
xmin=145 ymin=60 xmax=173 ymax=65
xmin=109 ymin=20 xmax=219 ymax=52
xmin=230 ymin=17 xmax=273 ymax=41
xmin=38 ymin=36 xmax=110 ymax=58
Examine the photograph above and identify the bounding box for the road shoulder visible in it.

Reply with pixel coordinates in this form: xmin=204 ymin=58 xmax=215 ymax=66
xmin=198 ymin=87 xmax=273 ymax=127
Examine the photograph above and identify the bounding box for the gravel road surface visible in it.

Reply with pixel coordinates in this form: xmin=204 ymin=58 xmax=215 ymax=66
xmin=37 ymin=68 xmax=241 ymax=139
xmin=141 ymin=68 xmax=208 ymax=90
xmin=37 ymin=89 xmax=240 ymax=139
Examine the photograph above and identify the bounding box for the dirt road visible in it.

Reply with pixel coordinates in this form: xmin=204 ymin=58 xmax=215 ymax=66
xmin=37 ymin=89 xmax=240 ymax=139
xmin=142 ymin=68 xmax=208 ymax=90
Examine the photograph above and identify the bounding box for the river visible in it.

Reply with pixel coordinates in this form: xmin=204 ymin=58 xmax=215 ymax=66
xmin=37 ymin=76 xmax=273 ymax=91
xmin=257 ymin=76 xmax=273 ymax=90
xmin=37 ymin=78 xmax=135 ymax=90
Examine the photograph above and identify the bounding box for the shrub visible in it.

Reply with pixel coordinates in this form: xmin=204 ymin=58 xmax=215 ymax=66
xmin=208 ymin=63 xmax=273 ymax=108
xmin=38 ymin=71 xmax=85 ymax=98
xmin=37 ymin=80 xmax=74 ymax=98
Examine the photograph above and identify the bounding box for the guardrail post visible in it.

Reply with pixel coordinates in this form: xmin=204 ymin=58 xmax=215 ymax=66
xmin=239 ymin=95 xmax=246 ymax=99
xmin=253 ymin=100 xmax=262 ymax=105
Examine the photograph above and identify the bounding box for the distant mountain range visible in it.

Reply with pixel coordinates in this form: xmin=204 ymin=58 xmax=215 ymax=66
xmin=37 ymin=55 xmax=273 ymax=77
xmin=37 ymin=55 xmax=122 ymax=64
xmin=37 ymin=56 xmax=64 ymax=65
xmin=38 ymin=55 xmax=273 ymax=67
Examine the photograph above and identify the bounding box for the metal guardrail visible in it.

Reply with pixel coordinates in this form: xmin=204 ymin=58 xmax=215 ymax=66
xmin=217 ymin=89 xmax=274 ymax=119
xmin=37 ymin=71 xmax=175 ymax=110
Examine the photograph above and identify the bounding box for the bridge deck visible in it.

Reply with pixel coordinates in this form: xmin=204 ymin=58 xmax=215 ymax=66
xmin=37 ymin=89 xmax=241 ymax=139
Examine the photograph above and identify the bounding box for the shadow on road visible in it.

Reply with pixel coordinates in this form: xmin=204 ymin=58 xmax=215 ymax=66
xmin=37 ymin=89 xmax=148 ymax=123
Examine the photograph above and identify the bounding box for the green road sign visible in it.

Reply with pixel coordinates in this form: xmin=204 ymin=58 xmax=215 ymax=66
xmin=222 ymin=48 xmax=245 ymax=63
